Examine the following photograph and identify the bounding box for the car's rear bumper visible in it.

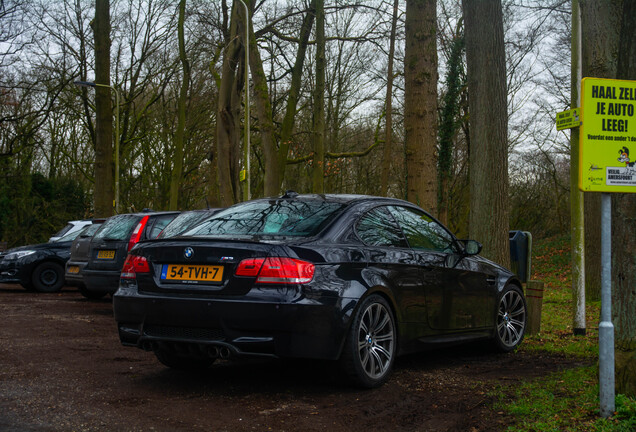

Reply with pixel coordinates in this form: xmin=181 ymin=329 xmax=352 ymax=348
xmin=113 ymin=285 xmax=356 ymax=361
xmin=82 ymin=268 xmax=120 ymax=293
xmin=65 ymin=261 xmax=87 ymax=286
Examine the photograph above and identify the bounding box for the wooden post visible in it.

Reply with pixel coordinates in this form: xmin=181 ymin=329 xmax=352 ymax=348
xmin=525 ymin=280 xmax=544 ymax=335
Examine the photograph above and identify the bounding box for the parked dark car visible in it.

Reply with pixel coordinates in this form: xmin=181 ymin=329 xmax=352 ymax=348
xmin=113 ymin=193 xmax=526 ymax=388
xmin=156 ymin=208 xmax=221 ymax=239
xmin=0 ymin=225 xmax=96 ymax=293
xmin=81 ymin=211 xmax=179 ymax=298
xmin=65 ymin=220 xmax=106 ymax=297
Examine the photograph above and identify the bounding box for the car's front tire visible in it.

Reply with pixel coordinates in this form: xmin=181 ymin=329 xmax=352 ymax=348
xmin=493 ymin=284 xmax=527 ymax=352
xmin=32 ymin=262 xmax=64 ymax=293
xmin=340 ymin=294 xmax=396 ymax=388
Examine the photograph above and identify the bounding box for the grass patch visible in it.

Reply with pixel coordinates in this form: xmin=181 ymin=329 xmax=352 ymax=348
xmin=497 ymin=234 xmax=636 ymax=431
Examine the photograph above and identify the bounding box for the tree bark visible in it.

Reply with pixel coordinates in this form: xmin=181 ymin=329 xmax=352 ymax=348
xmin=312 ymin=0 xmax=325 ymax=194
xmin=92 ymin=0 xmax=113 ymax=217
xmin=275 ymin=0 xmax=316 ymax=194
xmin=380 ymin=0 xmax=399 ymax=197
xmin=404 ymin=0 xmax=437 ymax=212
xmin=437 ymin=31 xmax=464 ymax=225
xmin=463 ymin=0 xmax=510 ymax=267
xmin=580 ymin=0 xmax=622 ymax=302
xmin=169 ymin=0 xmax=189 ymax=210
xmin=613 ymin=0 xmax=636 ymax=398
xmin=216 ymin=1 xmax=243 ymax=207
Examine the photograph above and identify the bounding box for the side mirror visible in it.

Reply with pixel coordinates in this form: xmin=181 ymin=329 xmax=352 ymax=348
xmin=464 ymin=240 xmax=482 ymax=256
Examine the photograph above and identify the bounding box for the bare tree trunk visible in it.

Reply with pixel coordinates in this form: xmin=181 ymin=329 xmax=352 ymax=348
xmin=169 ymin=0 xmax=189 ymax=210
xmin=437 ymin=31 xmax=464 ymax=225
xmin=463 ymin=0 xmax=509 ymax=267
xmin=613 ymin=0 xmax=636 ymax=398
xmin=216 ymin=2 xmax=243 ymax=207
xmin=92 ymin=0 xmax=113 ymax=217
xmin=380 ymin=0 xmax=399 ymax=197
xmin=246 ymin=4 xmax=277 ymax=198
xmin=312 ymin=0 xmax=325 ymax=194
xmin=276 ymin=0 xmax=316 ymax=194
xmin=404 ymin=0 xmax=437 ymax=212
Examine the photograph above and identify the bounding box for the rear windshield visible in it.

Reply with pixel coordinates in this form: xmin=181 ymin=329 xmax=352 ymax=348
xmin=93 ymin=215 xmax=140 ymax=241
xmin=81 ymin=223 xmax=103 ymax=238
xmin=184 ymin=200 xmax=345 ymax=238
xmin=157 ymin=211 xmax=214 ymax=239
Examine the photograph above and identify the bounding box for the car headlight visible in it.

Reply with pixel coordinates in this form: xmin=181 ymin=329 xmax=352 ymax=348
xmin=4 ymin=250 xmax=37 ymax=260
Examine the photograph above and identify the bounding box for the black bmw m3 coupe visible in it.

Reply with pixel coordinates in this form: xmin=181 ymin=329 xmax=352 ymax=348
xmin=113 ymin=192 xmax=526 ymax=388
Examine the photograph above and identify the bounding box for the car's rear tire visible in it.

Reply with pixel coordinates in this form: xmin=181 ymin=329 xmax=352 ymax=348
xmin=340 ymin=294 xmax=396 ymax=388
xmin=154 ymin=348 xmax=215 ymax=370
xmin=492 ymin=284 xmax=527 ymax=352
xmin=32 ymin=262 xmax=64 ymax=293
xmin=78 ymin=284 xmax=108 ymax=299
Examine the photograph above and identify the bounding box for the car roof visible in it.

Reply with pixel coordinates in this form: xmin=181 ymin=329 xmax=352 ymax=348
xmin=255 ymin=192 xmax=411 ymax=205
xmin=109 ymin=210 xmax=181 ymax=218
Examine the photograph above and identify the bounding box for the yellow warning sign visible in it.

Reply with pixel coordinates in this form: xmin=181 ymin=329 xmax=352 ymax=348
xmin=556 ymin=108 xmax=580 ymax=131
xmin=579 ymin=77 xmax=636 ymax=193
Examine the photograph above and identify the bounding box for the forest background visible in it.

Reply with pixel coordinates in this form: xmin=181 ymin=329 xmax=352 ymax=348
xmin=0 ymin=0 xmax=569 ymax=246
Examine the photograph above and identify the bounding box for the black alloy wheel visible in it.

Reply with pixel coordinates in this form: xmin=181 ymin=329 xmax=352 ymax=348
xmin=32 ymin=262 xmax=65 ymax=293
xmin=340 ymin=294 xmax=396 ymax=388
xmin=493 ymin=285 xmax=527 ymax=352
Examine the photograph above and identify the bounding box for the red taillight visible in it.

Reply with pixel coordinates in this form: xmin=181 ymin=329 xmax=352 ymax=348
xmin=235 ymin=257 xmax=315 ymax=284
xmin=121 ymin=255 xmax=150 ymax=279
xmin=235 ymin=258 xmax=265 ymax=277
xmin=127 ymin=215 xmax=150 ymax=251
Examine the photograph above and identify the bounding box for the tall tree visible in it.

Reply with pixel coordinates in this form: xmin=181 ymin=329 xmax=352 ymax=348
xmin=380 ymin=0 xmax=400 ymax=197
xmin=216 ymin=0 xmax=244 ymax=206
xmin=437 ymin=29 xmax=464 ymax=225
xmin=169 ymin=0 xmax=190 ymax=210
xmin=612 ymin=0 xmax=636 ymax=398
xmin=404 ymin=0 xmax=438 ymax=211
xmin=274 ymin=0 xmax=316 ymax=195
xmin=581 ymin=0 xmax=621 ymax=303
xmin=92 ymin=0 xmax=113 ymax=217
xmin=312 ymin=0 xmax=325 ymax=193
xmin=463 ymin=0 xmax=509 ymax=267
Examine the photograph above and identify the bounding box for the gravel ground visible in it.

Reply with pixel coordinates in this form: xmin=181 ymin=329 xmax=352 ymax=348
xmin=0 ymin=284 xmax=587 ymax=431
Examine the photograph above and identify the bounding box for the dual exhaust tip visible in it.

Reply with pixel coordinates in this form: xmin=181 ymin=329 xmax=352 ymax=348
xmin=141 ymin=341 xmax=234 ymax=359
xmin=208 ymin=345 xmax=232 ymax=359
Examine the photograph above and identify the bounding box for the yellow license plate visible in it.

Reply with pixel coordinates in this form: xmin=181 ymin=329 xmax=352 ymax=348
xmin=97 ymin=250 xmax=116 ymax=259
xmin=67 ymin=265 xmax=80 ymax=274
xmin=161 ymin=264 xmax=224 ymax=282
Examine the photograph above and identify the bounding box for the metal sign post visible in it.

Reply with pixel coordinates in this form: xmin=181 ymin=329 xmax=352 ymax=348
xmin=599 ymin=193 xmax=615 ymax=417
xmin=576 ymin=77 xmax=636 ymax=418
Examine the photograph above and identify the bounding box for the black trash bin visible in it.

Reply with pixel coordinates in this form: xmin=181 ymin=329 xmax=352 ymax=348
xmin=509 ymin=230 xmax=531 ymax=283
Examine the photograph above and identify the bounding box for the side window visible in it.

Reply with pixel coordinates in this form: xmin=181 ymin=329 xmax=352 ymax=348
xmin=388 ymin=206 xmax=456 ymax=253
xmin=356 ymin=207 xmax=408 ymax=247
xmin=148 ymin=215 xmax=177 ymax=239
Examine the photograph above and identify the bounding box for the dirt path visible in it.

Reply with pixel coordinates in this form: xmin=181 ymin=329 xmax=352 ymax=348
xmin=0 ymin=284 xmax=588 ymax=431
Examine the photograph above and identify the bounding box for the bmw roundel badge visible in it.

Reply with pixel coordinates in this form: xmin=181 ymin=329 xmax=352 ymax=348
xmin=184 ymin=247 xmax=194 ymax=259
